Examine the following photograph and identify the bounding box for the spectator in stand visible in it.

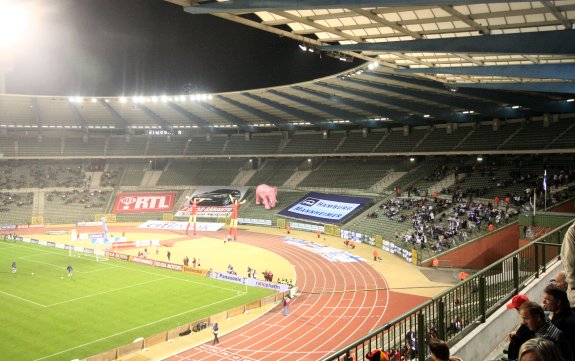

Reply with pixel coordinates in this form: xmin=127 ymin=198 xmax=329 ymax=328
xmin=561 ymin=221 xmax=575 ymax=307
xmin=542 ymin=285 xmax=575 ymax=357
xmin=518 ymin=301 xmax=572 ymax=361
xmin=518 ymin=337 xmax=564 ymax=361
xmin=506 ymin=294 xmax=535 ymax=361
xmin=553 ymin=271 xmax=569 ymax=292
xmin=365 ymin=349 xmax=389 ymax=361
xmin=428 ymin=338 xmax=463 ymax=361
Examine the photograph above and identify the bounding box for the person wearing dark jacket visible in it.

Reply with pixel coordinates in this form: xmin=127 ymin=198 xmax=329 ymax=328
xmin=543 ymin=284 xmax=575 ymax=360
xmin=519 ymin=301 xmax=573 ymax=361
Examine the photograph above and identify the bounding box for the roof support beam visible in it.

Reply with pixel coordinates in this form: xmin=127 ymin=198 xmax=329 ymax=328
xmin=439 ymin=5 xmax=490 ymax=35
xmin=184 ymin=0 xmax=529 ymax=14
xmin=137 ymin=105 xmax=175 ymax=133
xmin=217 ymin=95 xmax=290 ymax=130
xmin=196 ymin=103 xmax=252 ymax=131
xmin=99 ymin=100 xmax=133 ymax=134
xmin=449 ymin=82 xmax=575 ymax=94
xmin=168 ymin=102 xmax=213 ymax=131
xmin=268 ymin=89 xmax=365 ymax=124
xmin=541 ymin=0 xmax=572 ymax=29
xmin=241 ymin=92 xmax=325 ymax=127
xmin=396 ymin=63 xmax=575 ymax=81
xmin=322 ymin=30 xmax=575 ymax=55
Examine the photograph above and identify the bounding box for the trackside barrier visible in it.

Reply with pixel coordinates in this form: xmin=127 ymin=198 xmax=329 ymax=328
xmin=320 ymin=220 xmax=571 ymax=361
xmin=86 ymin=292 xmax=288 ymax=361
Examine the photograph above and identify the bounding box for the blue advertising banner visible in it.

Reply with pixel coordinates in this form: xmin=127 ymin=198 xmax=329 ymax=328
xmin=277 ymin=192 xmax=372 ymax=224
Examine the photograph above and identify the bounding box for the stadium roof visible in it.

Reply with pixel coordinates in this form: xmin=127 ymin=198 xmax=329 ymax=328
xmin=2 ymin=1 xmax=575 ymax=134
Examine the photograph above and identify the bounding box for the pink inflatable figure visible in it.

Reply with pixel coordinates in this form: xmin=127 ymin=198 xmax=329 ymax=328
xmin=255 ymin=184 xmax=278 ymax=210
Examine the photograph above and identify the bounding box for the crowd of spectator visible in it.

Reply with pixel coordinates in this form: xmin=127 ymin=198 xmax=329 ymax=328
xmin=0 ymin=163 xmax=88 ymax=189
xmin=46 ymin=189 xmax=110 ymax=208
xmin=0 ymin=192 xmax=33 ymax=212
xmin=100 ymin=170 xmax=120 ymax=187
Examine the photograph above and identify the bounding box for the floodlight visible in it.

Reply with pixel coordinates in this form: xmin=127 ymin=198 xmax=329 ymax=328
xmin=0 ymin=3 xmax=29 ymax=48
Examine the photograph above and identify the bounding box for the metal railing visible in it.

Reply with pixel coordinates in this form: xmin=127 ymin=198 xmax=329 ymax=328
xmin=322 ymin=221 xmax=571 ymax=361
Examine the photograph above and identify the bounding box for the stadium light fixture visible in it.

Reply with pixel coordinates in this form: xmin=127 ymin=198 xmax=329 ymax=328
xmin=477 ymin=156 xmax=483 ymax=162
xmin=0 ymin=2 xmax=30 ymax=49
xmin=367 ymin=62 xmax=379 ymax=70
xmin=567 ymin=98 xmax=574 ymax=102
xmin=298 ymin=44 xmax=307 ymax=51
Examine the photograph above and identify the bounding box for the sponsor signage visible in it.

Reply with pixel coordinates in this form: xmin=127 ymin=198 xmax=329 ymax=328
xmin=131 ymin=257 xmax=184 ymax=271
xmin=184 ymin=266 xmax=208 ymax=276
xmin=137 ymin=220 xmax=224 ymax=232
xmin=18 ymin=224 xmax=44 ymax=229
xmin=214 ymin=272 xmax=246 ymax=285
xmin=112 ymin=192 xmax=176 ymax=213
xmin=154 ymin=260 xmax=183 ymax=272
xmin=283 ymin=237 xmax=364 ymax=263
xmin=77 ymin=221 xmax=105 ymax=227
xmin=238 ymin=218 xmax=273 ymax=226
xmin=132 ymin=257 xmax=155 ymax=266
xmin=106 ymin=251 xmax=130 ymax=261
xmin=175 ymin=186 xmax=249 ymax=217
xmin=0 ymin=224 xmax=17 ymax=230
xmin=248 ymin=279 xmax=289 ymax=293
xmin=277 ymin=192 xmax=371 ymax=224
xmin=45 ymin=230 xmax=68 ymax=235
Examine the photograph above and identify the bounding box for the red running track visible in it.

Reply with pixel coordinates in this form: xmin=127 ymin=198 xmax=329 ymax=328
xmin=166 ymin=229 xmax=428 ymax=361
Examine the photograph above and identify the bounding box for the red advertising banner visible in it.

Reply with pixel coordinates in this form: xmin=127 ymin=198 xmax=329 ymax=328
xmin=112 ymin=192 xmax=176 ymax=213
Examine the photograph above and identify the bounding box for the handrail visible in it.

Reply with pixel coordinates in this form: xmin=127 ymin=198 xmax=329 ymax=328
xmin=321 ymin=220 xmax=573 ymax=361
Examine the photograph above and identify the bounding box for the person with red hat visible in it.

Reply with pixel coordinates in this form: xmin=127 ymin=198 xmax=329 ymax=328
xmin=506 ymin=294 xmax=535 ymax=361
xmin=365 ymin=349 xmax=389 ymax=361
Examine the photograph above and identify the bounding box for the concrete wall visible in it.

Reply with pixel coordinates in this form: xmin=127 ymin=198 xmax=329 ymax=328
xmin=432 ymin=224 xmax=521 ymax=269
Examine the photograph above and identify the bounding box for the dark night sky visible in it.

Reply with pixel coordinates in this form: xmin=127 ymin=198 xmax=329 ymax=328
xmin=6 ymin=0 xmax=358 ymax=96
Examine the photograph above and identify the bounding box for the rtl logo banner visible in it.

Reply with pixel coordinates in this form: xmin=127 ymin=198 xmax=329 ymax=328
xmin=112 ymin=193 xmax=176 ymax=213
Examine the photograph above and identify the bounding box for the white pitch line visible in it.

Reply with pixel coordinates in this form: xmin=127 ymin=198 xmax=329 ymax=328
xmin=45 ymin=277 xmax=170 ymax=307
xmin=34 ymin=293 xmax=244 ymax=361
xmin=0 ymin=289 xmax=46 ymax=307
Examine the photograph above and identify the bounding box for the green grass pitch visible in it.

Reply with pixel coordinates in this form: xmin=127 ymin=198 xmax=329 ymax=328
xmin=0 ymin=239 xmax=274 ymax=361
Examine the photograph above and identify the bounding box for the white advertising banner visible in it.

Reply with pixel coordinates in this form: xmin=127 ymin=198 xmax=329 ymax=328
xmin=137 ymin=220 xmax=224 ymax=232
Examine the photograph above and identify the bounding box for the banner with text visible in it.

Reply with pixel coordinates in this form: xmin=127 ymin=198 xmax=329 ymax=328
xmin=137 ymin=220 xmax=224 ymax=232
xmin=175 ymin=186 xmax=249 ymax=217
xmin=112 ymin=192 xmax=176 ymax=213
xmin=277 ymin=192 xmax=372 ymax=224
